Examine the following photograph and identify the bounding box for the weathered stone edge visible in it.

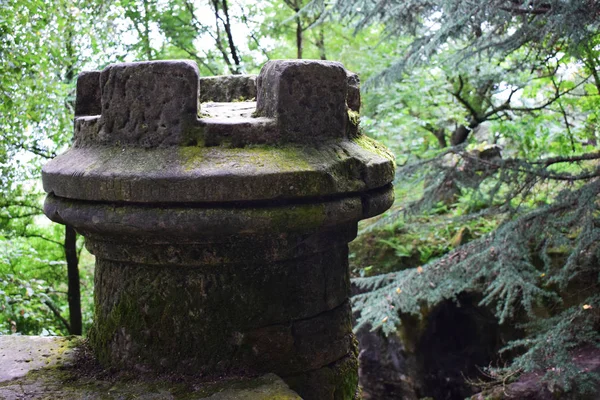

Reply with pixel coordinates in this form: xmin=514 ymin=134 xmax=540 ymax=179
xmin=42 ymin=137 xmax=395 ymax=204
xmin=43 ymin=185 xmax=393 ymax=237
xmin=0 ymin=336 xmax=303 ymax=399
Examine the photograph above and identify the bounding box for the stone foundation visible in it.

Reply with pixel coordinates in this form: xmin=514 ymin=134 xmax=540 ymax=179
xmin=0 ymin=336 xmax=302 ymax=399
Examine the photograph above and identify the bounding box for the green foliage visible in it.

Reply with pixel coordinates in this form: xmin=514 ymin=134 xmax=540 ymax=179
xmin=0 ymin=237 xmax=66 ymax=335
xmin=353 ymin=180 xmax=600 ymax=386
xmin=312 ymin=0 xmax=600 ymax=82
xmin=1 ymin=0 xmax=118 ymax=336
xmin=351 ymin=203 xmax=499 ymax=277
xmin=320 ymin=0 xmax=600 ymax=395
xmin=3 ymin=0 xmax=600 ymax=396
xmin=353 ymin=123 xmax=600 ymax=395
xmin=0 ymin=229 xmax=95 ymax=335
xmin=500 ymin=299 xmax=600 ymax=394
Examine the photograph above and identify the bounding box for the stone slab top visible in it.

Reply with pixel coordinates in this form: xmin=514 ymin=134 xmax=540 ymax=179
xmin=43 ymin=136 xmax=394 ymax=204
xmin=0 ymin=335 xmax=78 ymax=382
xmin=44 ymin=59 xmax=394 ymax=205
xmin=0 ymin=335 xmax=301 ymax=399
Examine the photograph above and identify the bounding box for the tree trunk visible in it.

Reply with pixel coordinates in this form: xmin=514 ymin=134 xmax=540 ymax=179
xmin=220 ymin=0 xmax=241 ymax=73
xmin=295 ymin=14 xmax=303 ymax=59
xmin=450 ymin=124 xmax=471 ymax=146
xmin=210 ymin=0 xmax=235 ymax=72
xmin=63 ymin=7 xmax=82 ymax=336
xmin=65 ymin=225 xmax=82 ymax=335
xmin=283 ymin=0 xmax=303 ymax=59
xmin=316 ymin=26 xmax=326 ymax=60
xmin=143 ymin=0 xmax=152 ymax=60
xmin=433 ymin=127 xmax=447 ymax=148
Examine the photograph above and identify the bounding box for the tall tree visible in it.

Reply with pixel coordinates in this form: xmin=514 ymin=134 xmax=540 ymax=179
xmin=120 ymin=0 xmax=248 ymax=74
xmin=279 ymin=0 xmax=322 ymax=59
xmin=307 ymin=0 xmax=600 ymax=396
xmin=209 ymin=0 xmax=243 ymax=73
xmin=121 ymin=0 xmax=158 ymax=60
xmin=0 ymin=0 xmax=119 ymax=335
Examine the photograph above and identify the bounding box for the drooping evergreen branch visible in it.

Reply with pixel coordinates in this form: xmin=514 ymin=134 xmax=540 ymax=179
xmin=353 ymin=174 xmax=600 ymax=393
xmin=454 ymin=150 xmax=600 ymax=182
xmin=354 ymin=178 xmax=600 ymax=329
xmin=309 ymin=0 xmax=600 ymax=81
xmin=497 ymin=297 xmax=600 ymax=392
xmin=528 ymin=151 xmax=600 ymax=166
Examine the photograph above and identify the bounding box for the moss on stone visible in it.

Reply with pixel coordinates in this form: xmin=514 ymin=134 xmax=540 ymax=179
xmin=1 ymin=347 xmax=300 ymax=399
xmin=177 ymin=143 xmax=314 ymax=173
xmin=266 ymin=203 xmax=326 ymax=232
xmin=333 ymin=355 xmax=359 ymax=400
xmin=348 ymin=110 xmax=360 ymax=127
xmin=45 ymin=135 xmax=394 ymax=204
xmin=89 ymin=269 xmax=239 ymax=373
xmin=284 ymin=352 xmax=359 ymax=400
xmin=352 ymin=134 xmax=395 ymax=163
xmin=244 ymin=144 xmax=314 ymax=171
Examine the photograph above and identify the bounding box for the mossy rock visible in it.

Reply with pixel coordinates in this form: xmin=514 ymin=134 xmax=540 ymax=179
xmin=0 ymin=336 xmax=301 ymax=399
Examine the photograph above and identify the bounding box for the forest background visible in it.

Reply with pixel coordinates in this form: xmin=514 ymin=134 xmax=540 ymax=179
xmin=1 ymin=0 xmax=599 ymax=396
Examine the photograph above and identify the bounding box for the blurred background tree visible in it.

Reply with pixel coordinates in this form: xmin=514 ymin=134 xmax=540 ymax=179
xmin=1 ymin=0 xmax=599 ymax=398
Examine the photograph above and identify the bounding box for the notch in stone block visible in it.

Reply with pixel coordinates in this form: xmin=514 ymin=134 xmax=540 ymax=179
xmin=346 ymin=71 xmax=360 ymax=113
xmin=255 ymin=60 xmax=348 ymax=142
xmin=75 ymin=71 xmax=101 ymax=117
xmin=199 ymin=75 xmax=257 ymax=103
xmin=346 ymin=71 xmax=361 ymax=138
xmin=99 ymin=60 xmax=200 ymax=147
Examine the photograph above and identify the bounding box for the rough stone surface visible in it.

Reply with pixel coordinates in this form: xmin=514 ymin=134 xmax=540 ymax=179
xmin=67 ymin=60 xmax=376 ymax=149
xmin=200 ymin=116 xmax=279 ymax=146
xmin=0 ymin=335 xmax=79 ymax=382
xmin=43 ymin=138 xmax=395 ymax=204
xmin=346 ymin=71 xmax=361 ymax=138
xmin=87 ymin=236 xmax=353 ymax=376
xmin=256 ymin=60 xmax=349 ymax=142
xmin=202 ymin=101 xmax=257 ymax=118
xmin=199 ymin=75 xmax=257 ymax=103
xmin=0 ymin=336 xmax=301 ymax=399
xmin=98 ymin=60 xmax=200 ymax=147
xmin=284 ymin=352 xmax=360 ymax=400
xmin=345 ymin=71 xmax=360 ymax=113
xmin=42 ymin=59 xmax=396 ymax=399
xmin=75 ymin=71 xmax=101 ymax=116
xmin=73 ymin=115 xmax=100 ymax=147
xmin=356 ymin=326 xmax=418 ymax=400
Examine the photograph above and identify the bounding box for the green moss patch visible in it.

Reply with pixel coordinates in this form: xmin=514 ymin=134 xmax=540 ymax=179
xmin=0 ymin=336 xmax=301 ymax=399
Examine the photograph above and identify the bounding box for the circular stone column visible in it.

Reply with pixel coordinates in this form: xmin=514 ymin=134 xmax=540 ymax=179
xmin=42 ymin=59 xmax=395 ymax=400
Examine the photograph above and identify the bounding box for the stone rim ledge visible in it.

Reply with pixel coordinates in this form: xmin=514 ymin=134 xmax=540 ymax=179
xmin=42 ymin=138 xmax=394 ymax=204
xmin=43 ymin=185 xmax=393 ymax=238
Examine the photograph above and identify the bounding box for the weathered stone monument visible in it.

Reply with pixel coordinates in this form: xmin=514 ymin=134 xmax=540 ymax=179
xmin=41 ymin=59 xmax=395 ymax=399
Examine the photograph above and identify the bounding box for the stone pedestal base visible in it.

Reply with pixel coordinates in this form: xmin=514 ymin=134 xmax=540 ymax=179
xmin=42 ymin=59 xmax=396 ymax=400
xmin=85 ymin=226 xmax=359 ymax=398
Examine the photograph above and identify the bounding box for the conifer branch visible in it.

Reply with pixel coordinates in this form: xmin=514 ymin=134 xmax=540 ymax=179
xmin=529 ymin=152 xmax=600 ymax=166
